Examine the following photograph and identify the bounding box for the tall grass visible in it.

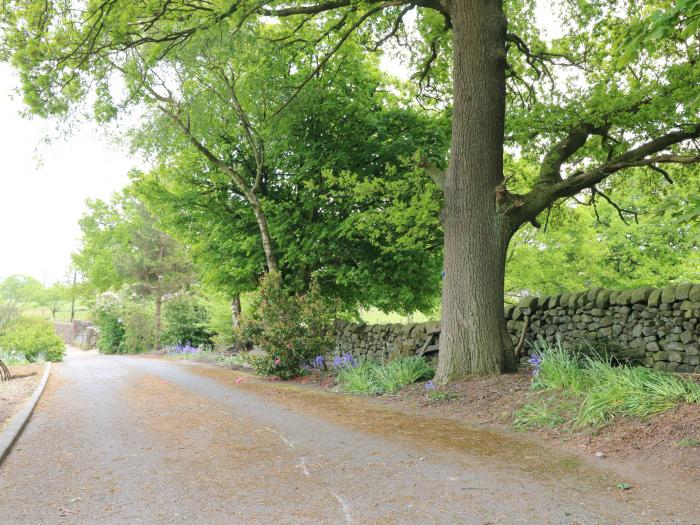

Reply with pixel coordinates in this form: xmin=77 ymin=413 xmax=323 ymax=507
xmin=515 ymin=339 xmax=700 ymax=429
xmin=336 ymin=356 xmax=434 ymax=395
xmin=0 ymin=348 xmax=30 ymax=365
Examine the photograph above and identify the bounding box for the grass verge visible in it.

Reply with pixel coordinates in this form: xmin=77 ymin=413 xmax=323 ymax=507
xmin=336 ymin=356 xmax=434 ymax=395
xmin=514 ymin=339 xmax=700 ymax=430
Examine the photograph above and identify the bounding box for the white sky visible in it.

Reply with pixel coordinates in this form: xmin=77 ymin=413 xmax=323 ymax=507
xmin=0 ymin=4 xmax=560 ymax=287
xmin=0 ymin=63 xmax=136 ymax=285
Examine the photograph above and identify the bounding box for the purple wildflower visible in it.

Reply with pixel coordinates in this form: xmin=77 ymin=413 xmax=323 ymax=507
xmin=424 ymin=380 xmax=436 ymax=391
xmin=313 ymin=355 xmax=325 ymax=369
xmin=528 ymin=353 xmax=542 ymax=376
xmin=332 ymin=353 xmax=356 ymax=369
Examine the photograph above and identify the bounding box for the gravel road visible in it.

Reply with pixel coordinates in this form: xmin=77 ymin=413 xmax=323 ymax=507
xmin=0 ymin=347 xmax=696 ymax=524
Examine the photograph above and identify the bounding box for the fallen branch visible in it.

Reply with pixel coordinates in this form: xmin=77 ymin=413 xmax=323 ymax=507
xmin=514 ymin=315 xmax=531 ymax=358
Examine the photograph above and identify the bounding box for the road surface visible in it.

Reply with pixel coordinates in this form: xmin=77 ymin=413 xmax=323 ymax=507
xmin=0 ymin=348 xmax=696 ymax=524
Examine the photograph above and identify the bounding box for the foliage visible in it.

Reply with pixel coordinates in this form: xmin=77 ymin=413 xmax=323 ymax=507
xmin=0 ymin=317 xmax=65 ymax=362
xmin=617 ymin=0 xmax=700 ymax=68
xmin=73 ymin=190 xmax=193 ymax=295
xmin=505 ymin=166 xmax=700 ymax=297
xmin=0 ymin=300 xmax=21 ymax=335
xmin=336 ymin=357 xmax=434 ymax=395
xmin=0 ymin=275 xmax=43 ymax=307
xmin=514 ymin=341 xmax=700 ymax=429
xmin=119 ymin=301 xmax=156 ymax=354
xmin=0 ymin=348 xmax=29 ymax=366
xmin=93 ymin=292 xmax=155 ymax=354
xmin=240 ymin=272 xmax=338 ymax=379
xmin=129 ymin=39 xmax=448 ymax=314
xmin=93 ymin=293 xmax=125 ymax=354
xmin=161 ymin=294 xmax=213 ymax=349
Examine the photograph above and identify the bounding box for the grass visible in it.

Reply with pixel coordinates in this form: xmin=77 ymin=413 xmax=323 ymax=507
xmin=427 ymin=389 xmax=456 ymax=402
xmin=676 ymin=437 xmax=700 ymax=448
xmin=336 ymin=356 xmax=434 ymax=395
xmin=359 ymin=308 xmax=437 ymax=325
xmin=165 ymin=346 xmax=250 ymax=368
xmin=514 ymin=339 xmax=700 ymax=430
xmin=0 ymin=348 xmax=30 ymax=365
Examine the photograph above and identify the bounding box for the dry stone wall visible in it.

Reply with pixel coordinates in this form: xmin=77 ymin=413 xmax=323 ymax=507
xmin=54 ymin=320 xmax=99 ymax=349
xmin=333 ymin=283 xmax=700 ymax=373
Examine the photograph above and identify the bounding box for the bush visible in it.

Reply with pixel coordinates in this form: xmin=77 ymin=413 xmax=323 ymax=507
xmin=93 ymin=293 xmax=154 ymax=354
xmin=162 ymin=295 xmax=213 ymax=348
xmin=239 ymin=272 xmax=338 ymax=379
xmin=119 ymin=301 xmax=155 ymax=354
xmin=93 ymin=293 xmax=125 ymax=354
xmin=0 ymin=317 xmax=65 ymax=362
xmin=336 ymin=356 xmax=434 ymax=395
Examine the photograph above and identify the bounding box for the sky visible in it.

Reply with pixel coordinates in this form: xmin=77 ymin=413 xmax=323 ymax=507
xmin=0 ymin=63 xmax=138 ymax=285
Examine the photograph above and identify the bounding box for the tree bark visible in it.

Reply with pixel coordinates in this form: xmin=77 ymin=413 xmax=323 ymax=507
xmin=247 ymin=192 xmax=278 ymax=273
xmin=435 ymin=0 xmax=516 ymax=382
xmin=154 ymin=293 xmax=162 ymax=351
xmin=231 ymin=293 xmax=242 ymax=330
xmin=231 ymin=293 xmax=243 ymax=352
xmin=154 ymin=244 xmax=164 ymax=351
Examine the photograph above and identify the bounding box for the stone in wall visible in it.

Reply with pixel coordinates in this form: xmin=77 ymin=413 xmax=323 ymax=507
xmin=333 ymin=284 xmax=700 ymax=373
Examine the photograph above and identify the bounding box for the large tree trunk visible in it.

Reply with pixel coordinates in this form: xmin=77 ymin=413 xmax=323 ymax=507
xmin=435 ymin=0 xmax=516 ymax=382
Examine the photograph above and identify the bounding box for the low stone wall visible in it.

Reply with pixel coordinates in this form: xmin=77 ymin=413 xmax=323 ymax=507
xmin=333 ymin=283 xmax=700 ymax=373
xmin=54 ymin=321 xmax=99 ymax=349
xmin=506 ymin=283 xmax=700 ymax=372
xmin=333 ymin=319 xmax=440 ymax=362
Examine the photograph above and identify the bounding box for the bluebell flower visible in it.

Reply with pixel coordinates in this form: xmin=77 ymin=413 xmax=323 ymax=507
xmin=425 ymin=380 xmax=436 ymax=391
xmin=313 ymin=355 xmax=325 ymax=369
xmin=528 ymin=353 xmax=542 ymax=376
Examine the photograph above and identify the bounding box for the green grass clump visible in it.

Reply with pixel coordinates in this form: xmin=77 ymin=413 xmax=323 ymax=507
xmin=676 ymin=437 xmax=700 ymax=448
xmin=336 ymin=356 xmax=434 ymax=395
xmin=515 ymin=339 xmax=700 ymax=430
xmin=513 ymin=400 xmax=566 ymax=431
xmin=0 ymin=348 xmax=30 ymax=365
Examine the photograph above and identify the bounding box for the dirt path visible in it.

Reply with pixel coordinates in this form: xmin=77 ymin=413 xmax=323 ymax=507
xmin=0 ymin=348 xmax=695 ymax=524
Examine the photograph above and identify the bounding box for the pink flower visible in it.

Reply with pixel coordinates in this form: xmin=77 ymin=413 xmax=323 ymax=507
xmin=274 ymin=358 xmax=281 ymax=365
xmin=235 ymin=377 xmax=245 ymax=384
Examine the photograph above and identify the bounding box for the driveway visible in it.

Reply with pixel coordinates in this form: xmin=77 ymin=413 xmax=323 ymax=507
xmin=0 ymin=347 xmax=695 ymax=524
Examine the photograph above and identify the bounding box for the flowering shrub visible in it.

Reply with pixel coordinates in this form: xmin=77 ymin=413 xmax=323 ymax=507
xmin=239 ymin=272 xmax=338 ymax=380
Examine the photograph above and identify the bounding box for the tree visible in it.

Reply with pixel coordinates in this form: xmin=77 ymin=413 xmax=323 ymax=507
xmin=2 ymin=0 xmax=699 ymax=381
xmin=0 ymin=275 xmax=43 ymax=308
xmin=37 ymin=283 xmax=66 ymax=319
xmin=73 ymin=190 xmax=194 ymax=349
xmin=131 ymin=43 xmax=448 ymax=317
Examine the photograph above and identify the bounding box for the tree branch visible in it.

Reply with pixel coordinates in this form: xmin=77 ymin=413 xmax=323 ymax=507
xmin=513 ymin=123 xmax=700 ymax=229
